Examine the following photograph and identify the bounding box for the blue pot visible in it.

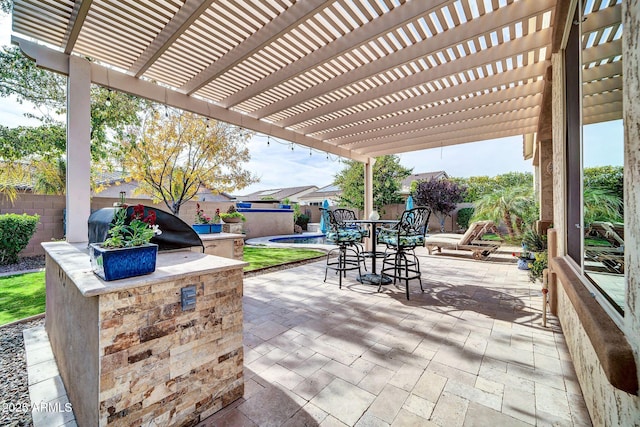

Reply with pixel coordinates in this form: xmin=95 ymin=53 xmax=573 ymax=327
xmin=237 ymin=202 xmax=252 ymax=209
xmin=210 ymin=223 xmax=222 ymax=233
xmin=279 ymin=204 xmax=291 ymax=209
xmin=192 ymin=224 xmax=210 ymax=234
xmin=90 ymin=243 xmax=158 ymax=281
xmin=517 ymin=258 xmax=530 ymax=270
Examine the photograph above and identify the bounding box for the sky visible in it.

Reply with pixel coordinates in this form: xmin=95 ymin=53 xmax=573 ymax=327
xmin=0 ymin=13 xmax=623 ymax=196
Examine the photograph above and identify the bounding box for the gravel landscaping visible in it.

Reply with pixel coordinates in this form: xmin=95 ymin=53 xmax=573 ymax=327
xmin=0 ymin=257 xmax=47 ymax=427
xmin=0 ymin=317 xmax=44 ymax=427
xmin=0 ymin=256 xmax=45 ymax=276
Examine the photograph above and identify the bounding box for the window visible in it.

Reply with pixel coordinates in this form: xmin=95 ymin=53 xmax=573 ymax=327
xmin=566 ymin=0 xmax=624 ymax=317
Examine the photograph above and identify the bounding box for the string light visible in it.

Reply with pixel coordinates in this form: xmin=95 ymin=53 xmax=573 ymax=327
xmin=206 ymin=118 xmax=210 ymax=128
xmin=254 ymin=133 xmax=339 ymax=162
xmin=105 ymin=89 xmax=112 ymax=107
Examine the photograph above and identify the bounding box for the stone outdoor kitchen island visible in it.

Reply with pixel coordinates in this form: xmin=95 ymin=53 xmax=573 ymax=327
xmin=42 ymin=241 xmax=247 ymax=427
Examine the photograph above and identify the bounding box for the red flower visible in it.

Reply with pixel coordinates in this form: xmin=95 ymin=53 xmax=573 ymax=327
xmin=144 ymin=210 xmax=157 ymax=225
xmin=132 ymin=204 xmax=145 ymax=220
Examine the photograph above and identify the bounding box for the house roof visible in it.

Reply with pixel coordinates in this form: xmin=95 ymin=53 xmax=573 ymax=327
xmin=10 ymin=2 xmax=620 ymax=160
xmin=400 ymin=171 xmax=448 ymax=192
xmin=239 ymin=185 xmax=318 ymax=202
xmin=299 ymin=184 xmax=342 ymax=201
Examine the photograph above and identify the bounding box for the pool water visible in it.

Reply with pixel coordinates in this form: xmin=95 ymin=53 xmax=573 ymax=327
xmin=269 ymin=235 xmax=327 ymax=244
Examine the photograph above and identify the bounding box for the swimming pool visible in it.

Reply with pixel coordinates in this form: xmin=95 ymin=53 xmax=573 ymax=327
xmin=268 ymin=234 xmax=327 ymax=244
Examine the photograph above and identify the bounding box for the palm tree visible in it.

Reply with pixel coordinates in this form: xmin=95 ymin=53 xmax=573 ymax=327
xmin=583 ymin=187 xmax=622 ymax=226
xmin=471 ymin=185 xmax=534 ymax=238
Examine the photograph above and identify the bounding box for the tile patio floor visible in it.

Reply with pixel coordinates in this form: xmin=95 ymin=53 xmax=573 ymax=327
xmin=199 ymin=248 xmax=592 ymax=426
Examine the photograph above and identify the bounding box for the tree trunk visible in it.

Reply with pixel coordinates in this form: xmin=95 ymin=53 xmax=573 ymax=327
xmin=503 ymin=213 xmax=515 ymax=238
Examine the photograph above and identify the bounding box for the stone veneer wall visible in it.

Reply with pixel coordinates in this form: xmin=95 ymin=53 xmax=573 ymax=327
xmin=554 ymin=275 xmax=640 ymax=425
xmin=97 ymin=269 xmax=244 ymax=426
xmin=44 ymin=243 xmax=245 ymax=427
xmin=198 ymin=234 xmax=244 ymax=260
xmin=546 ymin=2 xmax=640 ymax=424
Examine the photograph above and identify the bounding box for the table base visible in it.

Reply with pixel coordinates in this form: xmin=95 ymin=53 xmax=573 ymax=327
xmin=357 ymin=273 xmax=392 ymax=285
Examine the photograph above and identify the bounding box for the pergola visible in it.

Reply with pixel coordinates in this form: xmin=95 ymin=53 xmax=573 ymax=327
xmin=10 ymin=0 xmax=622 ymax=240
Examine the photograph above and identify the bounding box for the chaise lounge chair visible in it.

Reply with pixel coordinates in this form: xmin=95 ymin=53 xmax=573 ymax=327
xmin=585 ymin=221 xmax=625 ymax=273
xmin=424 ymin=220 xmax=502 ymax=260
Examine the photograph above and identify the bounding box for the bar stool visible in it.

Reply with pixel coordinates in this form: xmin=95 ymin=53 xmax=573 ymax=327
xmin=321 ymin=208 xmax=366 ymax=288
xmin=332 ymin=208 xmax=368 ymax=270
xmin=378 ymin=207 xmax=431 ymax=299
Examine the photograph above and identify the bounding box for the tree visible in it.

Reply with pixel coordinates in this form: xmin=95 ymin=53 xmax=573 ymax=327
xmin=451 ymin=172 xmax=533 ymax=202
xmin=0 ymin=44 xmax=147 ymax=197
xmin=414 ymin=178 xmax=466 ymax=231
xmin=583 ymin=187 xmax=622 ymax=226
xmin=584 ymin=166 xmax=623 ymax=206
xmin=471 ymin=185 xmax=534 ymax=238
xmin=333 ymin=155 xmax=412 ymax=212
xmin=122 ymin=109 xmax=257 ymax=214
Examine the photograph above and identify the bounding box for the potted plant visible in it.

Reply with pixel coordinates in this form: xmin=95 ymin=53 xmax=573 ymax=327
xmin=210 ymin=208 xmax=222 ymax=233
xmin=193 ymin=203 xmax=212 ymax=234
xmin=220 ymin=205 xmax=246 ymax=223
xmin=279 ymin=198 xmax=292 ymax=209
xmin=89 ymin=204 xmax=162 ymax=281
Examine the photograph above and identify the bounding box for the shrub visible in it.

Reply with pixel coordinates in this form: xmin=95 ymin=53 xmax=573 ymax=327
xmin=0 ymin=213 xmax=40 ymax=265
xmin=456 ymin=207 xmax=474 ymax=230
xmin=295 ymin=214 xmax=310 ymax=230
xmin=528 ymin=250 xmax=548 ymax=283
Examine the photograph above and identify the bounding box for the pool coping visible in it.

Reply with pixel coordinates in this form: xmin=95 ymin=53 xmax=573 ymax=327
xmin=245 ymin=232 xmax=336 ymax=252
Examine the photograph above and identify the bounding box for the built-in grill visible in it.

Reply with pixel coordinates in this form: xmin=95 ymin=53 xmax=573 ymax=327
xmin=88 ymin=206 xmax=203 ymax=251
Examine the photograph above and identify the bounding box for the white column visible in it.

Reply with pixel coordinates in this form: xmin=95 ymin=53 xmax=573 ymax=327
xmin=622 ymin=0 xmax=640 ymax=375
xmin=364 ymin=157 xmax=375 ymax=251
xmin=66 ymin=56 xmax=92 ymax=242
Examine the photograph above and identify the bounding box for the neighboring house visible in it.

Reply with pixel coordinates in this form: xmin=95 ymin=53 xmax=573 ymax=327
xmin=298 ymin=184 xmax=341 ymax=206
xmin=93 ymin=173 xmax=235 ymax=202
xmin=400 ymin=171 xmax=449 ymax=195
xmin=238 ymin=185 xmax=318 ymax=203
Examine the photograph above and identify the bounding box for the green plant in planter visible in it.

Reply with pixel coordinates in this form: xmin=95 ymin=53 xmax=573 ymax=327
xmin=528 ymin=250 xmax=548 ymax=282
xmin=220 ymin=209 xmax=246 ymax=222
xmin=521 ymin=226 xmax=547 ymax=252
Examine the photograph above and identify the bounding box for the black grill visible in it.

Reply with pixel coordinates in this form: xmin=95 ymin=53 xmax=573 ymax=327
xmin=88 ymin=206 xmax=203 ymax=251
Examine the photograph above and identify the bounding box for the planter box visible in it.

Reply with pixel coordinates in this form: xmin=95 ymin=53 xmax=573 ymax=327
xmin=222 ymin=216 xmax=243 ymax=223
xmin=236 ymin=202 xmax=252 ymax=209
xmin=193 ymin=224 xmax=211 ymax=234
xmin=211 ymin=223 xmax=222 ymax=233
xmin=89 ymin=243 xmax=158 ymax=281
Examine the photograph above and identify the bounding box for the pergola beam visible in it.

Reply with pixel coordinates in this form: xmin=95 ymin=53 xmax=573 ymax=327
xmin=337 ymin=92 xmax=542 ymax=148
xmin=182 ymin=0 xmax=329 ymax=95
xmin=293 ymin=28 xmax=551 ymax=135
xmin=303 ymin=61 xmax=548 ymax=141
xmin=129 ymin=0 xmax=217 ymax=77
xmin=217 ymin=0 xmax=455 ymax=108
xmin=356 ymin=109 xmax=540 ymax=155
xmin=63 ymin=0 xmax=93 ymax=54
xmin=13 ymin=36 xmax=368 ymax=163
xmin=365 ymin=121 xmax=539 ymax=157
xmin=253 ymin=0 xmax=555 ymax=122
xmin=321 ymin=80 xmax=544 ymax=143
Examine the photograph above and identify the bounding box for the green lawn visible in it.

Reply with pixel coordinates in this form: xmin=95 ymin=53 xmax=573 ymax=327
xmin=0 ymin=247 xmax=325 ymax=325
xmin=243 ymin=247 xmax=325 ymax=271
xmin=0 ymin=271 xmax=46 ymax=326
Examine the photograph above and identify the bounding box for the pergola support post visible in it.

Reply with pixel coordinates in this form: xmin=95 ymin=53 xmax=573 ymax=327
xmin=364 ymin=157 xmax=375 ymax=251
xmin=66 ymin=56 xmax=92 ymax=243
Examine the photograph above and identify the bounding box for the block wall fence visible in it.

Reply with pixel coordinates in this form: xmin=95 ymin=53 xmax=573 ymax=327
xmin=0 ymin=194 xmax=234 ymax=257
xmin=1 ymin=194 xmax=473 ymax=259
